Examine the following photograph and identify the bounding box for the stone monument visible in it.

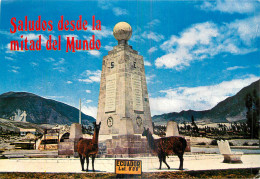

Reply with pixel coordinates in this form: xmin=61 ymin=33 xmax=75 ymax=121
xmin=58 ymin=123 xmax=82 ymax=157
xmin=166 ymin=121 xmax=179 ymax=137
xmin=12 ymin=109 xmax=27 ymax=122
xmin=97 ymin=22 xmax=153 ymax=157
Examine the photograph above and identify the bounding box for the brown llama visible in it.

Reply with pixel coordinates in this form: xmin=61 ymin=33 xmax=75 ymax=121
xmin=77 ymin=122 xmax=101 ymax=172
xmin=142 ymin=127 xmax=187 ymax=170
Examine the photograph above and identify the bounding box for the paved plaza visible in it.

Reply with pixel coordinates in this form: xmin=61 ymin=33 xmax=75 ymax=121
xmin=0 ymin=154 xmax=259 ymax=173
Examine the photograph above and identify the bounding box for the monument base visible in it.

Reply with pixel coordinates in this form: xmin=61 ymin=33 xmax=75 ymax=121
xmin=58 ymin=123 xmax=83 ymax=157
xmin=101 ymin=134 xmax=152 ymax=158
xmin=99 ymin=135 xmax=191 ymax=158
xmin=58 ymin=138 xmax=80 ymax=157
xmin=185 ymin=137 xmax=191 ymax=152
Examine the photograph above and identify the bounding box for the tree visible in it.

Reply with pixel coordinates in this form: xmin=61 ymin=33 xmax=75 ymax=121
xmin=191 ymin=115 xmax=199 ymax=133
xmin=245 ymin=89 xmax=259 ymax=139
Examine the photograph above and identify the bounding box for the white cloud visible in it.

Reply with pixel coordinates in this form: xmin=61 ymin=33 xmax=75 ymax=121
xmin=146 ymin=74 xmax=156 ymax=84
xmin=85 ymin=90 xmax=91 ymax=93
xmin=8 ymin=66 xmax=20 ymax=73
xmin=9 ymin=69 xmax=18 ymax=73
xmin=97 ymin=0 xmax=111 ymax=10
xmin=45 ymin=96 xmax=65 ymax=99
xmin=113 ymin=7 xmax=128 ymax=16
xmin=150 ymin=75 xmax=259 ymax=115
xmin=44 ymin=57 xmax=55 ymax=62
xmin=142 ymin=31 xmax=164 ymax=42
xmin=44 ymin=57 xmax=65 ymax=72
xmin=88 ymin=50 xmax=101 ymax=57
xmin=148 ymin=47 xmax=158 ymax=54
xmin=131 ymin=34 xmax=144 ymax=43
xmin=86 ymin=99 xmax=93 ymax=103
xmin=226 ymin=66 xmax=248 ymax=71
xmin=53 ymin=58 xmax=65 ymax=66
xmin=4 ymin=56 xmax=14 ymax=61
xmin=228 ymin=14 xmax=260 ymax=45
xmin=82 ymin=105 xmax=97 ymax=118
xmin=104 ymin=45 xmax=113 ymax=51
xmin=10 ymin=66 xmax=20 ymax=70
xmin=0 ymin=30 xmax=11 ymax=36
xmin=146 ymin=19 xmax=160 ymax=28
xmin=87 ymin=25 xmax=113 ymax=39
xmin=155 ymin=15 xmax=260 ymax=70
xmin=200 ymin=0 xmax=258 ymax=14
xmin=98 ymin=1 xmax=128 ymax=16
xmin=6 ymin=43 xmax=25 ymax=53
xmin=30 ymin=62 xmax=38 ymax=67
xmin=144 ymin=60 xmax=152 ymax=66
xmin=78 ymin=70 xmax=101 ymax=83
xmin=129 ymin=26 xmax=145 ymax=43
xmin=53 ymin=67 xmax=65 ymax=73
xmin=66 ymin=81 xmax=73 ymax=84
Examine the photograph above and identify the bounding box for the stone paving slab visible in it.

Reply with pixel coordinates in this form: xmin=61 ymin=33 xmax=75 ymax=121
xmin=0 ymin=154 xmax=259 ymax=173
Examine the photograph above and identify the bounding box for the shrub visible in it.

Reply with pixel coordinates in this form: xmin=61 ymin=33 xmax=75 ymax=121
xmin=252 ymin=143 xmax=259 ymax=146
xmin=197 ymin=142 xmax=206 ymax=145
xmin=229 ymin=142 xmax=234 ymax=146
xmin=210 ymin=140 xmax=218 ymax=145
xmin=243 ymin=142 xmax=249 ymax=146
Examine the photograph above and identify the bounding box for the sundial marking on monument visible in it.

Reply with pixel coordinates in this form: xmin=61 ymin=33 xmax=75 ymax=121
xmin=107 ymin=117 xmax=113 ymax=127
xmin=136 ymin=116 xmax=142 ymax=126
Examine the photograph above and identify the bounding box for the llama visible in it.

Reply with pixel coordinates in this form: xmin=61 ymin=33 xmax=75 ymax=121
xmin=142 ymin=127 xmax=187 ymax=170
xmin=77 ymin=122 xmax=101 ymax=172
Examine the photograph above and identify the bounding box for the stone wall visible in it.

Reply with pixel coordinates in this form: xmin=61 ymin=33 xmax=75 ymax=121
xmin=104 ymin=134 xmax=152 ymax=158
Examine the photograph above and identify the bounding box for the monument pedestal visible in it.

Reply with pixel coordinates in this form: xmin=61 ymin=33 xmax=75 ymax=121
xmin=58 ymin=139 xmax=75 ymax=157
xmin=104 ymin=135 xmax=152 ymax=158
xmin=58 ymin=123 xmax=82 ymax=157
xmin=166 ymin=121 xmax=179 ymax=137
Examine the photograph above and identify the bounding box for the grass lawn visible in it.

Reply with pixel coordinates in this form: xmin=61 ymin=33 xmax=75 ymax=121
xmin=0 ymin=168 xmax=259 ymax=178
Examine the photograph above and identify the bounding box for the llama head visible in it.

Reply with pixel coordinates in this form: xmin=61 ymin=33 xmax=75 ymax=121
xmin=93 ymin=122 xmax=101 ymax=132
xmin=142 ymin=127 xmax=150 ymax=137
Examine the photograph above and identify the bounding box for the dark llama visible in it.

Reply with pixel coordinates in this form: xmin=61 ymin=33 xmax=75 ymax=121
xmin=77 ymin=122 xmax=101 ymax=172
xmin=142 ymin=127 xmax=187 ymax=170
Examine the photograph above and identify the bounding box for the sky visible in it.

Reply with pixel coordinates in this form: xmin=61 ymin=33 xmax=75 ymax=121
xmin=0 ymin=0 xmax=259 ymax=118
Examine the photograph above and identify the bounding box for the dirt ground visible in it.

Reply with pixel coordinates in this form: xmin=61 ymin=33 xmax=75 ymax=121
xmin=0 ymin=168 xmax=259 ymax=178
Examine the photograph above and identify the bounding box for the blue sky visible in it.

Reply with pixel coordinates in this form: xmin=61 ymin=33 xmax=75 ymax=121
xmin=0 ymin=0 xmax=259 ymax=118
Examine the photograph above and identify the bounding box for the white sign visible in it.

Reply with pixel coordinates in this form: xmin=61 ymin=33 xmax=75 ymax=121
xmin=105 ymin=74 xmax=117 ymax=112
xmin=132 ymin=74 xmax=143 ymax=111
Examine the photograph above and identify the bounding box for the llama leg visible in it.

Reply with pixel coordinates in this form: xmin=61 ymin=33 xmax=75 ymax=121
xmin=92 ymin=155 xmax=96 ymax=172
xmin=158 ymin=155 xmax=162 ymax=170
xmin=86 ymin=155 xmax=89 ymax=172
xmin=79 ymin=154 xmax=84 ymax=171
xmin=163 ymin=155 xmax=170 ymax=169
xmin=178 ymin=154 xmax=184 ymax=170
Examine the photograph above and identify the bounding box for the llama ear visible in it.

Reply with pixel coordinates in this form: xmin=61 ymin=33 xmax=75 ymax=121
xmin=143 ymin=127 xmax=146 ymax=131
xmin=99 ymin=121 xmax=101 ymax=126
xmin=93 ymin=122 xmax=96 ymax=126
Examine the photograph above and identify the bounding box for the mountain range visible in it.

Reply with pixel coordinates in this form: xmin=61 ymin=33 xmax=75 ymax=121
xmin=0 ymin=79 xmax=259 ymax=127
xmin=0 ymin=92 xmax=95 ymax=125
xmin=152 ymin=79 xmax=260 ymax=125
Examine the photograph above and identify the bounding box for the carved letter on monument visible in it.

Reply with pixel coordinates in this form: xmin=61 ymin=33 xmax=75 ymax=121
xmin=105 ymin=74 xmax=117 ymax=112
xmin=132 ymin=74 xmax=143 ymax=111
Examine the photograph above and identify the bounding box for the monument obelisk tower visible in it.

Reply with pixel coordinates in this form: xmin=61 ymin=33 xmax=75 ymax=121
xmin=97 ymin=22 xmax=153 ymax=137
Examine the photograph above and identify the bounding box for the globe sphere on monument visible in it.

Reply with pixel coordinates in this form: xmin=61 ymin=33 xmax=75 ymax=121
xmin=113 ymin=22 xmax=132 ymax=42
